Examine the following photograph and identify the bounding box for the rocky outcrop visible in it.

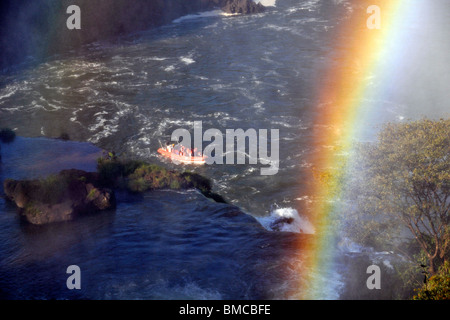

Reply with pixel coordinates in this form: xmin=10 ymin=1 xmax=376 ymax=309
xmin=3 ymin=157 xmax=226 ymax=225
xmin=0 ymin=129 xmax=16 ymax=143
xmin=221 ymin=0 xmax=265 ymax=14
xmin=97 ymin=158 xmax=227 ymax=203
xmin=3 ymin=169 xmax=115 ymax=225
xmin=0 ymin=128 xmax=16 ymax=163
xmin=269 ymin=216 xmax=294 ymax=232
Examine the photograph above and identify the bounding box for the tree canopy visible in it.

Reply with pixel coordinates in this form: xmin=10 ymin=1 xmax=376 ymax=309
xmin=343 ymin=118 xmax=450 ymax=275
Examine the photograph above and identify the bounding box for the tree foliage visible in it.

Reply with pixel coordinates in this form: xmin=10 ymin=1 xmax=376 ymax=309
xmin=413 ymin=261 xmax=450 ymax=300
xmin=343 ymin=119 xmax=450 ymax=275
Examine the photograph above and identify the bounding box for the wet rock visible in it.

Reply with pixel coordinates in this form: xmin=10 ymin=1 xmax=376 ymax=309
xmin=221 ymin=0 xmax=266 ymax=14
xmin=3 ymin=169 xmax=116 ymax=225
xmin=0 ymin=129 xmax=16 ymax=143
xmin=269 ymin=217 xmax=294 ymax=232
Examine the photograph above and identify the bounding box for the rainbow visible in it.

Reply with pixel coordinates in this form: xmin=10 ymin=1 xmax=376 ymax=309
xmin=296 ymin=1 xmax=423 ymax=299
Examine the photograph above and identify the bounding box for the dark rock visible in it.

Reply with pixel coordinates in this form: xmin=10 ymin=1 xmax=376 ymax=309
xmin=3 ymin=160 xmax=227 ymax=225
xmin=86 ymin=183 xmax=115 ymax=211
xmin=3 ymin=169 xmax=115 ymax=225
xmin=0 ymin=128 xmax=16 ymax=143
xmin=219 ymin=209 xmax=244 ymax=218
xmin=201 ymin=190 xmax=228 ymax=203
xmin=3 ymin=179 xmax=35 ymax=208
xmin=58 ymin=133 xmax=70 ymax=141
xmin=221 ymin=0 xmax=266 ymax=14
xmin=269 ymin=217 xmax=294 ymax=232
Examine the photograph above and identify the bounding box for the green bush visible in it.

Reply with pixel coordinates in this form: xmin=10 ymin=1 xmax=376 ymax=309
xmin=170 ymin=180 xmax=181 ymax=190
xmin=96 ymin=158 xmax=145 ymax=186
xmin=39 ymin=174 xmax=69 ymax=205
xmin=413 ymin=262 xmax=450 ymax=300
xmin=96 ymin=154 xmax=218 ymax=200
xmin=127 ymin=163 xmax=175 ymax=192
xmin=127 ymin=177 xmax=148 ymax=193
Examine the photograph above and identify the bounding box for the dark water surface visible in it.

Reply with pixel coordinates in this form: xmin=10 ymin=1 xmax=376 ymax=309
xmin=0 ymin=137 xmax=305 ymax=300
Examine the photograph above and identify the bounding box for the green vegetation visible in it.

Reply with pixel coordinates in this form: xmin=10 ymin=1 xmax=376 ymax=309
xmin=343 ymin=118 xmax=450 ymax=298
xmin=96 ymin=157 xmax=146 ymax=186
xmin=39 ymin=174 xmax=70 ymax=205
xmin=87 ymin=187 xmax=98 ymax=201
xmin=126 ymin=163 xmax=211 ymax=193
xmin=3 ymin=174 xmax=70 ymax=207
xmin=96 ymin=156 xmax=223 ymax=202
xmin=414 ymin=262 xmax=450 ymax=300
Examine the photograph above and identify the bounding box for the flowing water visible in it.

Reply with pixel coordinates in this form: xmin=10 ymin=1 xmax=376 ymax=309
xmin=0 ymin=0 xmax=449 ymax=299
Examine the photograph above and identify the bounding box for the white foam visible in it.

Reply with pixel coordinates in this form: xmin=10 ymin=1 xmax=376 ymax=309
xmin=339 ymin=238 xmax=399 ymax=272
xmin=338 ymin=237 xmax=368 ymax=254
xmin=144 ymin=56 xmax=167 ymax=61
xmin=87 ymin=101 xmax=135 ymax=143
xmin=180 ymin=56 xmax=195 ymax=65
xmin=295 ymin=195 xmax=313 ymax=203
xmin=256 ymin=207 xmax=315 ymax=234
xmin=383 ymin=260 xmax=394 ymax=270
xmin=164 ymin=65 xmax=176 ymax=72
xmin=254 ymin=0 xmax=277 ymax=6
xmin=172 ymin=10 xmax=229 ymax=24
xmin=300 ymin=0 xmax=321 ymax=11
xmin=0 ymin=85 xmax=18 ymax=100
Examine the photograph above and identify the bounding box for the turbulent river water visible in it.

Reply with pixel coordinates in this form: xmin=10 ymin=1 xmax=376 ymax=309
xmin=0 ymin=0 xmax=449 ymax=299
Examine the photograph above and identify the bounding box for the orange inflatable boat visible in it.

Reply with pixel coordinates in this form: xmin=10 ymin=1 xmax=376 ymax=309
xmin=157 ymin=146 xmax=206 ymax=165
